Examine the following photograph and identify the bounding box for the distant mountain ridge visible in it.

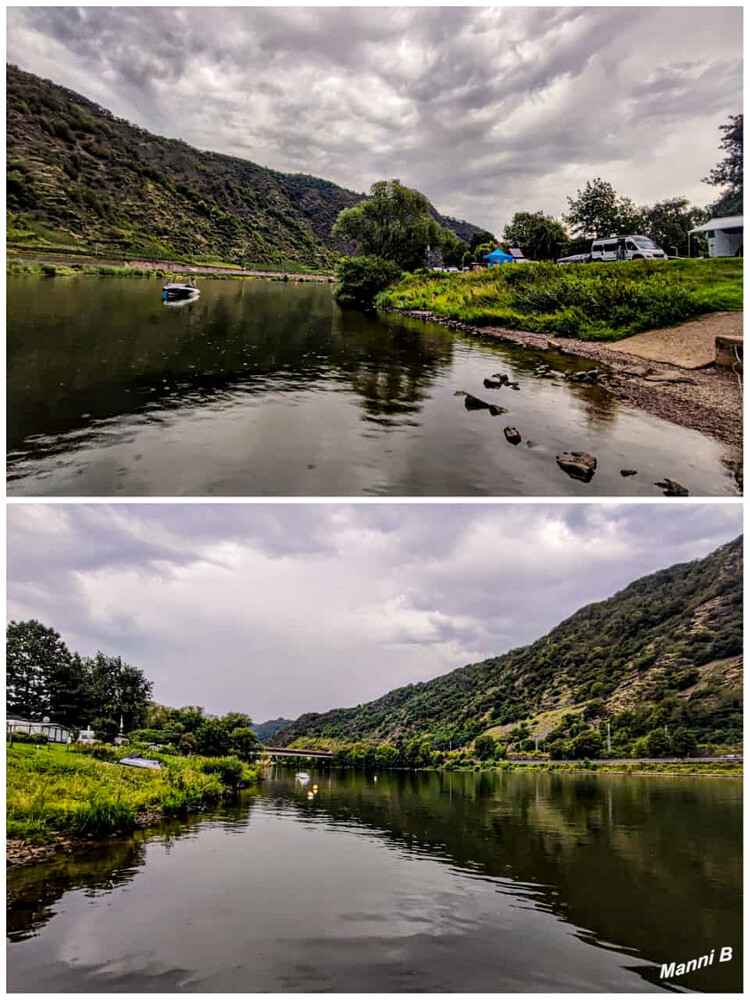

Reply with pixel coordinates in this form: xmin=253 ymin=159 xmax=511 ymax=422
xmin=271 ymin=538 xmax=742 ymax=749
xmin=6 ymin=64 xmax=481 ymax=268
xmin=251 ymin=718 xmax=294 ymax=742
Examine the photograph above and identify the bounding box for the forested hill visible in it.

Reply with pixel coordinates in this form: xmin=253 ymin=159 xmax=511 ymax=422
xmin=271 ymin=538 xmax=742 ymax=750
xmin=6 ymin=64 xmax=480 ymax=269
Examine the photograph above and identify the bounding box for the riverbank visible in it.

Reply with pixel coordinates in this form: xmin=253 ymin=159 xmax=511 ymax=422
xmin=383 ymin=306 xmax=743 ymax=455
xmin=6 ymin=744 xmax=261 ymax=866
xmin=7 ymin=253 xmax=335 ymax=282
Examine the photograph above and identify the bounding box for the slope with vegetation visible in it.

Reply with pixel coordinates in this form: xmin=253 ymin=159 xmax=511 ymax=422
xmin=6 ymin=64 xmax=479 ymax=270
xmin=271 ymin=538 xmax=742 ymax=759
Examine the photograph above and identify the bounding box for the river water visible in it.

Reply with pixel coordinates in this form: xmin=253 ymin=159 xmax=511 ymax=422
xmin=7 ymin=769 xmax=741 ymax=992
xmin=7 ymin=276 xmax=738 ymax=497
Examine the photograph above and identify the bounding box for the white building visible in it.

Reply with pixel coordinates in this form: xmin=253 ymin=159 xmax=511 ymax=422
xmin=7 ymin=716 xmax=71 ymax=743
xmin=689 ymin=215 xmax=743 ymax=257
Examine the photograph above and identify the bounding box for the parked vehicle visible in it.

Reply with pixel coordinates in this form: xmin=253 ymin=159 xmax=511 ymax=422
xmin=590 ymin=235 xmax=666 ymax=262
xmin=557 ymin=253 xmax=591 ymax=265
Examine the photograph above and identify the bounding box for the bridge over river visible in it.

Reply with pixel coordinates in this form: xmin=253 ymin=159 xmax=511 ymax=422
xmin=262 ymin=746 xmax=333 ymax=760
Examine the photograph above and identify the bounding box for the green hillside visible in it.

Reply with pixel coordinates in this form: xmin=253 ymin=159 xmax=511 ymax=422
xmin=272 ymin=538 xmax=742 ymax=754
xmin=6 ymin=64 xmax=479 ymax=270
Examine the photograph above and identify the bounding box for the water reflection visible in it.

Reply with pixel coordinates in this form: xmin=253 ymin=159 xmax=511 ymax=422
xmin=8 ymin=277 xmax=739 ymax=495
xmin=7 ymin=770 xmax=740 ymax=992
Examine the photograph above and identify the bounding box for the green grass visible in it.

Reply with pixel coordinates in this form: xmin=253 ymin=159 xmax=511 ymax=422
xmin=7 ymin=743 xmax=261 ymax=844
xmin=377 ymin=258 xmax=743 ymax=341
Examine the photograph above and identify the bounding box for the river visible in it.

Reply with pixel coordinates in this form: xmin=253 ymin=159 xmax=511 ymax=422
xmin=7 ymin=276 xmax=739 ymax=497
xmin=7 ymin=768 xmax=741 ymax=992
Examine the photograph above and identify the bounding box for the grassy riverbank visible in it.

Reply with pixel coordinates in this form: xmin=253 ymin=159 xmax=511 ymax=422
xmin=377 ymin=258 xmax=742 ymax=341
xmin=7 ymin=743 xmax=261 ymax=845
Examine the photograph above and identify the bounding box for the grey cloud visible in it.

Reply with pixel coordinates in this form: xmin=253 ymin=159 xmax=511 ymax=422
xmin=6 ymin=504 xmax=741 ymax=722
xmin=6 ymin=7 xmax=742 ymax=234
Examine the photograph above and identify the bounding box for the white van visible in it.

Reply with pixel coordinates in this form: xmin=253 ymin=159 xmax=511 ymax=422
xmin=590 ymin=235 xmax=666 ymax=262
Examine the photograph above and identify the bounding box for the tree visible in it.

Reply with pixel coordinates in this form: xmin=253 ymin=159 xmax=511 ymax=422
xmin=222 ymin=712 xmax=253 ymax=732
xmin=334 ymin=255 xmax=402 ymax=306
xmin=565 ymin=178 xmax=644 ymax=238
xmin=569 ymin=730 xmax=604 ymax=759
xmin=439 ymin=226 xmax=469 ymax=267
xmin=474 ymin=735 xmax=497 ymax=760
xmin=671 ymin=727 xmax=698 ymax=758
xmin=468 ymin=229 xmax=497 ymax=253
xmin=644 ymin=728 xmax=673 ymax=758
xmin=332 ymin=179 xmax=442 ymax=271
xmin=48 ymin=652 xmax=91 ymax=729
xmin=230 ymin=727 xmax=261 ymax=761
xmin=6 ymin=619 xmax=71 ymax=720
xmin=87 ymin=653 xmax=152 ymax=732
xmin=643 ymin=198 xmax=707 ymax=258
xmin=703 ymin=114 xmax=743 ymax=215
xmin=195 ymin=719 xmax=232 ymax=757
xmin=502 ymin=211 xmax=567 ymax=260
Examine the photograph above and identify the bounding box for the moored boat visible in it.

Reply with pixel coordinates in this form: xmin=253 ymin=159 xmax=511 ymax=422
xmin=162 ymin=280 xmax=200 ymax=301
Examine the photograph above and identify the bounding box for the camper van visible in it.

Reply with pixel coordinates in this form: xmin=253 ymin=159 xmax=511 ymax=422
xmin=590 ymin=235 xmax=666 ymax=262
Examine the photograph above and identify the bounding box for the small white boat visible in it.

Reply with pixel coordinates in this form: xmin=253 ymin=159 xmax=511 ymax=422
xmin=162 ymin=281 xmax=200 ymax=302
xmin=295 ymin=772 xmax=311 ymax=783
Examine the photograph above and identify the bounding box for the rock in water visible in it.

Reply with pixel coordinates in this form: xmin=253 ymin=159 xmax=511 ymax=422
xmin=483 ymin=378 xmax=505 ymax=389
xmin=556 ymin=451 xmax=597 ymax=482
xmin=654 ymin=478 xmax=689 ymax=496
xmin=620 ymin=469 xmax=638 ymax=477
xmin=464 ymin=393 xmax=492 ymax=410
xmin=504 ymin=426 xmax=522 ymax=445
xmin=488 ymin=404 xmax=508 ymax=416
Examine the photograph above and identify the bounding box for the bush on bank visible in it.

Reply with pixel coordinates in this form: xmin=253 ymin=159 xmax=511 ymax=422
xmin=334 ymin=255 xmax=403 ymax=307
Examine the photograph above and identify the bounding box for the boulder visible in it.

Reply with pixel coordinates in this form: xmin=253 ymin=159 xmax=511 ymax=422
xmin=620 ymin=469 xmax=638 ymax=477
xmin=556 ymin=451 xmax=597 ymax=482
xmin=488 ymin=404 xmax=508 ymax=416
xmin=504 ymin=426 xmax=522 ymax=445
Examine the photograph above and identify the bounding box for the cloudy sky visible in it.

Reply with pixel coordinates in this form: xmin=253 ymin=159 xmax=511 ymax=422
xmin=6 ymin=503 xmax=741 ymax=722
xmin=6 ymin=6 xmax=743 ymax=233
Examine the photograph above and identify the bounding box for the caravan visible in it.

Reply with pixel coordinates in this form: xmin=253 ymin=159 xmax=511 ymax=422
xmin=590 ymin=235 xmax=666 ymax=262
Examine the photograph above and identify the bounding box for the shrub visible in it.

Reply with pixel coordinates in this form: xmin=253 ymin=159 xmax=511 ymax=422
xmin=7 ymin=731 xmax=49 ymax=745
xmin=41 ymin=264 xmax=57 ymax=277
xmin=199 ymin=756 xmax=244 ymax=789
xmin=335 ymin=255 xmax=402 ymax=307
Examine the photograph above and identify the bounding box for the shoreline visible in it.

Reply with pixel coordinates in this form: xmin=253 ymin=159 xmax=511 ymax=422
xmin=7 ymin=251 xmax=335 ymax=282
xmin=387 ymin=307 xmax=743 ymax=456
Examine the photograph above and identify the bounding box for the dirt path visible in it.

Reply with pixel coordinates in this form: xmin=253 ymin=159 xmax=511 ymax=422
xmin=606 ymin=312 xmax=742 ymax=369
xmin=391 ymin=308 xmax=743 ymax=460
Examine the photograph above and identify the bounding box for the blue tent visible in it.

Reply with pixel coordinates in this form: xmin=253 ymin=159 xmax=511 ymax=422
xmin=483 ymin=248 xmax=515 ymax=266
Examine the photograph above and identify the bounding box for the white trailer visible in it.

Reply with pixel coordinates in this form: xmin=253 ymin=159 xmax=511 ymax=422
xmin=689 ymin=215 xmax=743 ymax=257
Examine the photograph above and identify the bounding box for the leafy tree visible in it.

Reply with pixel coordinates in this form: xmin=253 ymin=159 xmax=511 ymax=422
xmin=91 ymin=716 xmax=120 ymax=743
xmin=439 ymin=227 xmax=469 ymax=267
xmin=86 ymin=653 xmax=152 ymax=731
xmin=222 ymin=712 xmax=253 ymax=732
xmin=642 ymin=198 xmax=708 ymax=257
xmin=502 ymin=211 xmax=567 ymax=260
xmin=644 ymin=728 xmax=673 ymax=758
xmin=180 ymin=732 xmax=197 ymax=754
xmin=468 ymin=229 xmax=497 ymax=253
xmin=703 ymin=114 xmax=743 ymax=215
xmin=671 ymin=727 xmax=698 ymax=758
xmin=569 ymin=730 xmax=604 ymax=759
xmin=7 ymin=619 xmax=64 ymax=719
xmin=231 ymin=727 xmax=261 ymax=761
xmin=195 ymin=719 xmax=232 ymax=757
xmin=334 ymin=255 xmax=402 ymax=306
xmin=565 ymin=178 xmax=644 ymax=238
xmin=332 ymin=179 xmax=442 ymax=271
xmin=474 ymin=734 xmax=497 ymax=760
